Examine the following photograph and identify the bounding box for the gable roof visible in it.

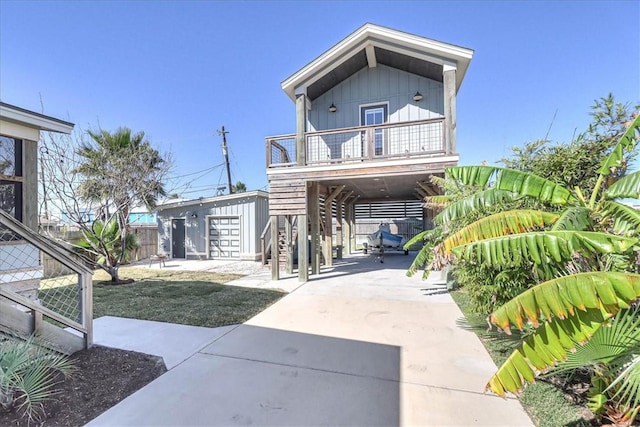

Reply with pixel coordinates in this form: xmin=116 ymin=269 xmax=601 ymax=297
xmin=282 ymin=23 xmax=474 ymax=102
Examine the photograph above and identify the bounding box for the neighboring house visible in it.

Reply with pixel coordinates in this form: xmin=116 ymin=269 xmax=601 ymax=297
xmin=265 ymin=24 xmax=474 ymax=281
xmin=156 ymin=190 xmax=269 ymax=261
xmin=0 ymin=102 xmax=74 ymax=299
xmin=58 ymin=206 xmax=157 ymax=228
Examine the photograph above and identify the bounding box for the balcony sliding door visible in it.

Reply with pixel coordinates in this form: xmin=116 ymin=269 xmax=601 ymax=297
xmin=360 ymin=104 xmax=387 ymax=157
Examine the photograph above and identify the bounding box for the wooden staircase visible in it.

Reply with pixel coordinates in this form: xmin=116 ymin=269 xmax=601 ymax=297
xmin=0 ymin=210 xmax=93 ymax=354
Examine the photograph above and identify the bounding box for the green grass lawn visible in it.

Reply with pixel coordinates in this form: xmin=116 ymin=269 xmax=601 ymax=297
xmin=70 ymin=267 xmax=284 ymax=328
xmin=450 ymin=288 xmax=592 ymax=427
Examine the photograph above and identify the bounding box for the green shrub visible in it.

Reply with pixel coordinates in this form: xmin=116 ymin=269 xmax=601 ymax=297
xmin=0 ymin=334 xmax=74 ymax=422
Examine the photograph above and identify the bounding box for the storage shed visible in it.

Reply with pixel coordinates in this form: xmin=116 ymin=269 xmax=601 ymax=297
xmin=156 ymin=191 xmax=269 ymax=260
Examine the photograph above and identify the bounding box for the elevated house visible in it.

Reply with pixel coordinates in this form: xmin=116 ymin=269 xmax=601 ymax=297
xmin=265 ymin=24 xmax=473 ymax=281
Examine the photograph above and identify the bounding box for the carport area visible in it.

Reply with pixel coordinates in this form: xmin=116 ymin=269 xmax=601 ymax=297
xmin=88 ymin=252 xmax=532 ymax=426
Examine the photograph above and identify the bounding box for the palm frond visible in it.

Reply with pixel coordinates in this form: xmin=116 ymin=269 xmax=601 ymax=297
xmin=608 ymin=353 xmax=640 ymax=411
xmin=487 ymin=307 xmax=611 ymax=396
xmin=553 ymin=305 xmax=640 ymax=372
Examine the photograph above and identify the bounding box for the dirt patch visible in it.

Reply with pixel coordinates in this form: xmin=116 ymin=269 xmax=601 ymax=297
xmin=0 ymin=346 xmax=167 ymax=426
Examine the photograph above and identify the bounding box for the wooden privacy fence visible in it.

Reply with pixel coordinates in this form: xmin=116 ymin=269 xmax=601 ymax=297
xmin=130 ymin=225 xmax=158 ymax=261
xmin=41 ymin=225 xmax=158 ymax=274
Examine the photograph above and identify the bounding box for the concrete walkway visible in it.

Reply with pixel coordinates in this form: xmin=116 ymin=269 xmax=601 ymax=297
xmin=88 ymin=253 xmax=533 ymax=426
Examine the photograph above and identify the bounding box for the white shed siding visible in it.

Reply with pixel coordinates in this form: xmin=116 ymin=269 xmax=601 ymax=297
xmin=156 ymin=192 xmax=268 ymax=261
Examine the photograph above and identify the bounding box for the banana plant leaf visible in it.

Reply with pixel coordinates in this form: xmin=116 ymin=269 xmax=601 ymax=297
xmin=433 ymin=189 xmax=519 ymax=224
xmin=487 ymin=307 xmax=611 ymax=396
xmin=601 ymin=201 xmax=640 ymax=235
xmin=425 ymin=195 xmax=453 ymax=207
xmin=488 ymin=272 xmax=640 ymax=333
xmin=597 ymin=115 xmax=640 ymax=176
xmin=451 ymin=231 xmax=638 ymax=269
xmin=605 ymin=170 xmax=640 ymax=200
xmin=550 ymin=206 xmax=591 ymax=231
xmin=442 ymin=210 xmax=559 ymax=253
xmin=446 ymin=166 xmax=576 ymax=206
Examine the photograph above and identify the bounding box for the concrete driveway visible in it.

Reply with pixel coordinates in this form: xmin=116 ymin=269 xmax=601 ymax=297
xmin=88 ymin=253 xmax=532 ymax=426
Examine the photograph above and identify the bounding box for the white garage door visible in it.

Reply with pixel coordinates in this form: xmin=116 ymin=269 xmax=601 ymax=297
xmin=209 ymin=217 xmax=241 ymax=259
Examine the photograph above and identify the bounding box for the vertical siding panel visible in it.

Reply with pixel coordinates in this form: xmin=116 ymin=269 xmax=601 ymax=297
xmin=155 ymin=193 xmax=268 ymax=260
xmin=308 ymin=65 xmax=444 ymax=132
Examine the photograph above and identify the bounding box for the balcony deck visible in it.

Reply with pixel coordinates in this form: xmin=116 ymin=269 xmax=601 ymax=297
xmin=266 ymin=118 xmax=448 ymax=169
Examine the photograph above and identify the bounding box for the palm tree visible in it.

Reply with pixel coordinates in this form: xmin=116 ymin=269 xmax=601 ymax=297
xmin=74 ymin=127 xmax=167 ymax=282
xmin=232 ymin=181 xmax=247 ymax=193
xmin=429 ymin=116 xmax=640 ymax=420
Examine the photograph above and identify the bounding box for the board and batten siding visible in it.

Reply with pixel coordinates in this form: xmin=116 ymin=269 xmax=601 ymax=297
xmin=308 ymin=64 xmax=444 ymax=132
xmin=156 ymin=192 xmax=269 ymax=261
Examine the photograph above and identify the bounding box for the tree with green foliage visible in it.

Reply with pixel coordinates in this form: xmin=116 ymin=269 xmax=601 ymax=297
xmin=40 ymin=127 xmax=171 ymax=283
xmin=502 ymin=94 xmax=638 ymax=196
xmin=232 ymin=181 xmax=247 ymax=193
xmin=408 ymin=95 xmax=639 ymax=313
xmin=429 ymin=115 xmax=640 ymax=423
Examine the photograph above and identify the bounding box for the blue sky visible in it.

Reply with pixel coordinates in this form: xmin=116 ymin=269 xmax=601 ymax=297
xmin=1 ymin=1 xmax=638 ymax=199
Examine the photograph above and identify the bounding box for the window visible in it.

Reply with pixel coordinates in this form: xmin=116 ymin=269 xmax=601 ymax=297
xmin=0 ymin=136 xmax=23 ymax=222
xmin=360 ymin=104 xmax=388 ymax=156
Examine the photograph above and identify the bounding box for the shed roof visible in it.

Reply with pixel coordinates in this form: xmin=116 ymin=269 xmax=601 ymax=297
xmin=157 ymin=190 xmax=269 ymax=211
xmin=281 ymin=23 xmax=474 ymax=101
xmin=0 ymin=102 xmax=75 ymax=134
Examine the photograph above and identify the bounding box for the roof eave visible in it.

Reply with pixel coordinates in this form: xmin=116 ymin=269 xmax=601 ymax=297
xmin=281 ymin=23 xmax=474 ymax=101
xmin=0 ymin=102 xmax=75 ymax=134
xmin=157 ymin=190 xmax=269 ymax=211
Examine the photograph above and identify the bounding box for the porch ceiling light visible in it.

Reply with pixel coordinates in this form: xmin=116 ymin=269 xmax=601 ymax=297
xmin=329 ymin=103 xmax=337 ymax=113
xmin=413 ymin=91 xmax=423 ymax=102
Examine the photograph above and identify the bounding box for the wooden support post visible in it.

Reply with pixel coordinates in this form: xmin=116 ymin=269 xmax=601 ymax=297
xmin=285 ymin=216 xmax=293 ymax=274
xmin=334 ymin=191 xmax=353 ymax=260
xmin=335 ymin=202 xmax=343 ymax=259
xmin=82 ymin=272 xmax=94 ymax=348
xmin=33 ymin=310 xmax=43 ymax=337
xmin=309 ymin=182 xmax=320 ymax=275
xmin=23 ymin=139 xmax=38 ymax=231
xmin=297 ymin=214 xmax=308 ymax=282
xmin=344 ymin=201 xmax=352 ymax=255
xmin=443 ymin=69 xmax=457 ymax=154
xmin=295 ymin=94 xmax=307 ymax=166
xmin=323 ymin=185 xmax=344 ymax=267
xmin=270 ymin=215 xmax=280 ymax=280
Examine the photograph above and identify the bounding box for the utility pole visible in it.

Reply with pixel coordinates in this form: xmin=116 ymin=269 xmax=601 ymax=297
xmin=217 ymin=126 xmax=233 ymax=194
